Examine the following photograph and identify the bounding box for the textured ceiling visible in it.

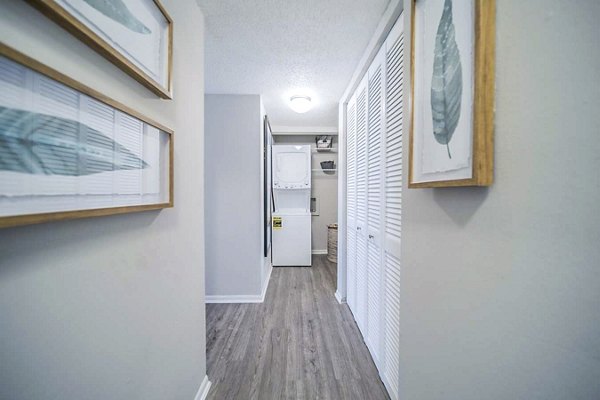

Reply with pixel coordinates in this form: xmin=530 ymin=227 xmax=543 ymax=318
xmin=197 ymin=0 xmax=390 ymax=128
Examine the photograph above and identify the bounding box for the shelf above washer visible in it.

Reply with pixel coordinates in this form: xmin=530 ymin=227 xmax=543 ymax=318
xmin=311 ymin=168 xmax=337 ymax=178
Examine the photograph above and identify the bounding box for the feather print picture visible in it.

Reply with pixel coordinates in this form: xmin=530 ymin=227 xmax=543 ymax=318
xmin=0 ymin=52 xmax=172 ymax=224
xmin=82 ymin=0 xmax=152 ymax=34
xmin=26 ymin=0 xmax=173 ymax=98
xmin=430 ymin=0 xmax=462 ymax=159
xmin=410 ymin=0 xmax=480 ymax=185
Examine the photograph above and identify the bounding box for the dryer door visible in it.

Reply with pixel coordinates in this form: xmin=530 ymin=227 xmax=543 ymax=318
xmin=273 ymin=145 xmax=311 ymax=189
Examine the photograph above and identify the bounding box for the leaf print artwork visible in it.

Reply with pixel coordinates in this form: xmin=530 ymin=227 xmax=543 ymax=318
xmin=430 ymin=0 xmax=462 ymax=159
xmin=83 ymin=0 xmax=152 ymax=34
xmin=0 ymin=107 xmax=148 ymax=176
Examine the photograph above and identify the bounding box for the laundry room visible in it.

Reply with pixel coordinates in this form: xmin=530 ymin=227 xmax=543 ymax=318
xmin=271 ymin=131 xmax=339 ymax=260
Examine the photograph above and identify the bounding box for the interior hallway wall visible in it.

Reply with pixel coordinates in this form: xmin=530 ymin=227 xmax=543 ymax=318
xmin=205 ymin=94 xmax=270 ymax=300
xmin=273 ymin=134 xmax=338 ymax=253
xmin=0 ymin=1 xmax=207 ymax=399
xmin=399 ymin=1 xmax=600 ymax=399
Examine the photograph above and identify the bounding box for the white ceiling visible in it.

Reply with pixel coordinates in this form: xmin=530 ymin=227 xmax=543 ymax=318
xmin=197 ymin=0 xmax=391 ymax=129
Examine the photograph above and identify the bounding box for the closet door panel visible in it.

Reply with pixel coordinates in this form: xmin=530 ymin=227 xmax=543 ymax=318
xmin=346 ymin=95 xmax=358 ymax=313
xmin=354 ymin=78 xmax=368 ymax=334
xmin=382 ymin=18 xmax=404 ymax=400
xmin=366 ymin=47 xmax=385 ymax=363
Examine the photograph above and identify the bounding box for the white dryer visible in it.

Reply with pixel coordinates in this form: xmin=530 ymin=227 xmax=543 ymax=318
xmin=272 ymin=145 xmax=312 ymax=266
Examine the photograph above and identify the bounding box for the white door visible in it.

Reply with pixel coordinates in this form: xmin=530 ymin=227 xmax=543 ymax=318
xmin=354 ymin=76 xmax=368 ymax=335
xmin=381 ymin=18 xmax=404 ymax=400
xmin=343 ymin=15 xmax=403 ymax=400
xmin=366 ymin=46 xmax=385 ymax=364
xmin=346 ymin=94 xmax=358 ymax=313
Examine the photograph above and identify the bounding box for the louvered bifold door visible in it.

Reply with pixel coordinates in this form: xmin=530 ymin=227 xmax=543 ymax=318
xmin=366 ymin=46 xmax=385 ymax=366
xmin=354 ymin=76 xmax=368 ymax=334
xmin=346 ymin=94 xmax=358 ymax=314
xmin=381 ymin=18 xmax=404 ymax=400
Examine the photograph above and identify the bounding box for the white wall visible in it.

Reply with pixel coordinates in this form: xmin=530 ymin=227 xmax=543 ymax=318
xmin=0 ymin=1 xmax=207 ymax=399
xmin=399 ymin=1 xmax=600 ymax=399
xmin=273 ymin=134 xmax=338 ymax=253
xmin=205 ymin=94 xmax=270 ymax=299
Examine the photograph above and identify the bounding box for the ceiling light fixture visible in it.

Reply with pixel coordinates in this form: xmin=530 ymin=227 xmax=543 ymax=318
xmin=289 ymin=95 xmax=312 ymax=113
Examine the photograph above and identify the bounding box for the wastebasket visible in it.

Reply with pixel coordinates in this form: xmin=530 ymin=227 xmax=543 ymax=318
xmin=327 ymin=223 xmax=338 ymax=263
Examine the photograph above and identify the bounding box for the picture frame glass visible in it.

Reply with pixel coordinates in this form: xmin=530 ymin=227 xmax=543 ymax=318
xmin=0 ymin=53 xmax=172 ymax=220
xmin=56 ymin=0 xmax=170 ymax=89
xmin=412 ymin=0 xmax=475 ymax=184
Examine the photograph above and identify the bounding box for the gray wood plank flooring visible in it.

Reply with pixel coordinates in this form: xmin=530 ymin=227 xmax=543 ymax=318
xmin=206 ymin=255 xmax=390 ymax=400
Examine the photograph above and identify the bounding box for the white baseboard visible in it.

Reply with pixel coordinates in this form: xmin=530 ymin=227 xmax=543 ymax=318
xmin=335 ymin=291 xmax=346 ymax=304
xmin=312 ymin=249 xmax=328 ymax=255
xmin=205 ymin=294 xmax=264 ymax=303
xmin=260 ymin=262 xmax=273 ymax=301
xmin=206 ymin=262 xmax=273 ymax=304
xmin=194 ymin=375 xmax=211 ymax=400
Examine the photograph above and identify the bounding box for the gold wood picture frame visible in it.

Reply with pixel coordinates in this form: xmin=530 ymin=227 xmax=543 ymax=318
xmin=0 ymin=43 xmax=174 ymax=229
xmin=25 ymin=0 xmax=174 ymax=99
xmin=409 ymin=0 xmax=495 ymax=188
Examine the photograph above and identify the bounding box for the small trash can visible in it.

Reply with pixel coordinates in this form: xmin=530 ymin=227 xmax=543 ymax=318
xmin=327 ymin=223 xmax=338 ymax=263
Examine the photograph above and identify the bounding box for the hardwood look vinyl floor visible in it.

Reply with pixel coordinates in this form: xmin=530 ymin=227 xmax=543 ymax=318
xmin=206 ymin=255 xmax=390 ymax=400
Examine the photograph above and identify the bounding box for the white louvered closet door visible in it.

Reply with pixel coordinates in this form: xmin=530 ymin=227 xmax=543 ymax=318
xmin=343 ymin=14 xmax=403 ymax=400
xmin=354 ymin=76 xmax=368 ymax=334
xmin=366 ymin=46 xmax=385 ymax=365
xmin=382 ymin=18 xmax=404 ymax=400
xmin=346 ymin=94 xmax=358 ymax=313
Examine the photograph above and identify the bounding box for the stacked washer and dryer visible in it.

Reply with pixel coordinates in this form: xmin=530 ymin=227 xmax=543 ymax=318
xmin=271 ymin=145 xmax=312 ymax=266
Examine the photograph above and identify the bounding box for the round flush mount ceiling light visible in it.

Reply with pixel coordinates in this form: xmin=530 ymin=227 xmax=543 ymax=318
xmin=289 ymin=95 xmax=312 ymax=113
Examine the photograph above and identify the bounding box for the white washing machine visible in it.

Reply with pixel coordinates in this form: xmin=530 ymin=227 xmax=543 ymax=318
xmin=272 ymin=145 xmax=311 ymax=266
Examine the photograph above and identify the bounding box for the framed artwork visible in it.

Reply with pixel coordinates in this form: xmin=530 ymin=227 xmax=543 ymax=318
xmin=26 ymin=0 xmax=173 ymax=99
xmin=263 ymin=115 xmax=273 ymax=257
xmin=409 ymin=0 xmax=495 ymax=187
xmin=0 ymin=44 xmax=174 ymax=229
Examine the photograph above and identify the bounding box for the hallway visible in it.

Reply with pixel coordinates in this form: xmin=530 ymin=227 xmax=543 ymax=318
xmin=206 ymin=256 xmax=390 ymax=400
